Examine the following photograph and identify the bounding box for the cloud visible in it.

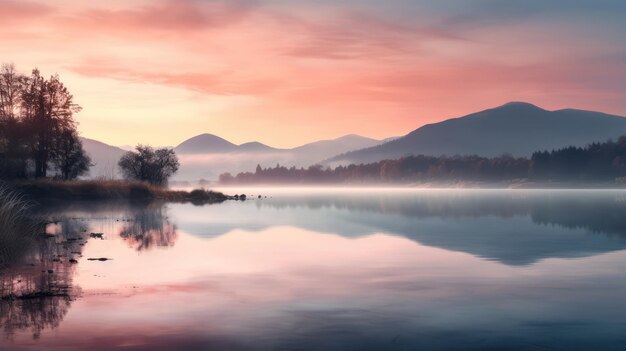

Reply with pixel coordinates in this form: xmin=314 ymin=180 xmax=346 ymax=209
xmin=74 ymin=0 xmax=258 ymax=33
xmin=275 ymin=11 xmax=455 ymax=60
xmin=0 ymin=0 xmax=55 ymax=22
xmin=2 ymin=0 xmax=625 ymax=147
xmin=69 ymin=61 xmax=278 ymax=96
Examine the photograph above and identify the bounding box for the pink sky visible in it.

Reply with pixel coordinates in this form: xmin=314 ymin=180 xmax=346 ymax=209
xmin=1 ymin=0 xmax=624 ymax=147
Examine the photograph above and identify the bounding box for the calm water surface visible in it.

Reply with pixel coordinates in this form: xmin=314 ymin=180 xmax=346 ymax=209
xmin=2 ymin=188 xmax=626 ymax=350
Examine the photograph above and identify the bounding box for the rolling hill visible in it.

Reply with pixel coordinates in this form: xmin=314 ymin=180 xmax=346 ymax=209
xmin=327 ymin=102 xmax=626 ymax=165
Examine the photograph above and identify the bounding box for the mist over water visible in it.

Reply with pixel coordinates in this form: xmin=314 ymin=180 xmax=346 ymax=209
xmin=2 ymin=189 xmax=626 ymax=350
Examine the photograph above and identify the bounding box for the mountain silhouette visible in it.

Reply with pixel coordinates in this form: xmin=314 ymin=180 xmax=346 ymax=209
xmin=238 ymin=141 xmax=278 ymax=152
xmin=172 ymin=134 xmax=381 ymax=181
xmin=174 ymin=133 xmax=240 ymax=153
xmin=291 ymin=134 xmax=379 ymax=157
xmin=80 ymin=134 xmax=382 ymax=181
xmin=327 ymin=102 xmax=626 ymax=165
xmin=80 ymin=137 xmax=127 ymax=179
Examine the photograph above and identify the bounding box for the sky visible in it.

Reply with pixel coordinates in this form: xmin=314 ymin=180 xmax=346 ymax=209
xmin=1 ymin=0 xmax=625 ymax=148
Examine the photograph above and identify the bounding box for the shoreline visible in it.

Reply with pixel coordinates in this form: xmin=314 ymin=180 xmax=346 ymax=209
xmin=213 ymin=180 xmax=626 ymax=190
xmin=6 ymin=180 xmax=230 ymax=204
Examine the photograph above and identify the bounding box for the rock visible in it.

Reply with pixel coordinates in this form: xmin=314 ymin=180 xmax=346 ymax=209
xmin=69 ymin=259 xmax=78 ymax=264
xmin=87 ymin=258 xmax=112 ymax=261
xmin=47 ymin=270 xmax=54 ymax=274
xmin=240 ymin=194 xmax=247 ymax=200
xmin=258 ymin=195 xmax=262 ymax=199
xmin=89 ymin=233 xmax=104 ymax=239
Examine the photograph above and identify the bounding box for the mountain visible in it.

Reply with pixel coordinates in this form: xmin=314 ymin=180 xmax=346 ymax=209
xmin=174 ymin=133 xmax=239 ymax=154
xmin=172 ymin=134 xmax=383 ymax=181
xmin=292 ymin=134 xmax=379 ymax=157
xmin=328 ymin=102 xmax=626 ymax=165
xmin=237 ymin=141 xmax=281 ymax=153
xmin=80 ymin=137 xmax=127 ymax=179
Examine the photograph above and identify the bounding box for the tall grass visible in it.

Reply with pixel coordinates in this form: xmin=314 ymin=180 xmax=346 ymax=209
xmin=0 ymin=184 xmax=37 ymax=269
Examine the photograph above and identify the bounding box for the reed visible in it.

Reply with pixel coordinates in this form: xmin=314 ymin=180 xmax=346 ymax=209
xmin=0 ymin=184 xmax=37 ymax=268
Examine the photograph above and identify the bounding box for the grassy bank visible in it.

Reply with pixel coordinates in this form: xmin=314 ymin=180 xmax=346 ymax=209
xmin=0 ymin=186 xmax=38 ymax=269
xmin=9 ymin=180 xmax=229 ymax=204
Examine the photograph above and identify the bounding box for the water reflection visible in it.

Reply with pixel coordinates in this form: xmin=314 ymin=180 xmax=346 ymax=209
xmin=34 ymin=201 xmax=178 ymax=252
xmin=0 ymin=217 xmax=85 ymax=340
xmin=173 ymin=190 xmax=626 ymax=265
xmin=0 ymin=201 xmax=177 ymax=341
xmin=2 ymin=190 xmax=626 ymax=350
xmin=118 ymin=206 xmax=177 ymax=251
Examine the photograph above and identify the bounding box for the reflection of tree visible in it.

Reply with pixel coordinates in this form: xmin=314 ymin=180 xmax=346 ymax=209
xmin=0 ymin=217 xmax=86 ymax=340
xmin=1 ymin=202 xmax=177 ymax=341
xmin=118 ymin=206 xmax=178 ymax=251
xmin=0 ymin=275 xmax=72 ymax=340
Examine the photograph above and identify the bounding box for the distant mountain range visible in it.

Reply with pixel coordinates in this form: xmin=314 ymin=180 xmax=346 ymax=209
xmin=327 ymin=102 xmax=626 ymax=165
xmin=81 ymin=134 xmax=383 ymax=181
xmin=172 ymin=134 xmax=382 ymax=181
xmin=81 ymin=102 xmax=626 ymax=181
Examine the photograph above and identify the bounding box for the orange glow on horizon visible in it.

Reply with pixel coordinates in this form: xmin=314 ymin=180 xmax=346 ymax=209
xmin=1 ymin=0 xmax=624 ymax=148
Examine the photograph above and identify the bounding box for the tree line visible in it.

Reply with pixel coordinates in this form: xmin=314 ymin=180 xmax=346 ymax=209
xmin=219 ymin=136 xmax=626 ymax=185
xmin=0 ymin=63 xmax=179 ymax=185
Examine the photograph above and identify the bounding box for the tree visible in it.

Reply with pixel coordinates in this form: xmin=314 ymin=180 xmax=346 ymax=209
xmin=0 ymin=64 xmax=28 ymax=178
xmin=0 ymin=64 xmax=89 ymax=180
xmin=118 ymin=145 xmax=179 ymax=186
xmin=21 ymin=69 xmax=81 ymax=178
xmin=0 ymin=63 xmax=24 ymax=122
xmin=52 ymin=129 xmax=91 ymax=180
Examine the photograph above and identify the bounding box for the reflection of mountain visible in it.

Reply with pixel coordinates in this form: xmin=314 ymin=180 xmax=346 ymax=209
xmin=171 ymin=191 xmax=626 ymax=265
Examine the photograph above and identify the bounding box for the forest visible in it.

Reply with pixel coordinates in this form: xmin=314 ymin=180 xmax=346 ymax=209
xmin=219 ymin=137 xmax=626 ymax=185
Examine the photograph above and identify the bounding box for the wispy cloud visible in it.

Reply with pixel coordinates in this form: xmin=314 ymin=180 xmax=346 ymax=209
xmin=1 ymin=0 xmax=624 ymax=147
xmin=0 ymin=0 xmax=54 ymax=21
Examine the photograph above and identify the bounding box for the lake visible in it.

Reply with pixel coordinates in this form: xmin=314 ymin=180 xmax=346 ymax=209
xmin=2 ymin=188 xmax=626 ymax=350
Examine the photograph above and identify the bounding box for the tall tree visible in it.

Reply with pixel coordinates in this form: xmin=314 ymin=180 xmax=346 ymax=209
xmin=21 ymin=69 xmax=81 ymax=178
xmin=0 ymin=64 xmax=28 ymax=178
xmin=0 ymin=63 xmax=24 ymax=122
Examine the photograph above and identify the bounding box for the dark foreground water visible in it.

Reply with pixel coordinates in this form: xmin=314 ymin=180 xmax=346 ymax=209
xmin=2 ymin=188 xmax=626 ymax=350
